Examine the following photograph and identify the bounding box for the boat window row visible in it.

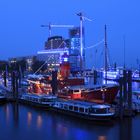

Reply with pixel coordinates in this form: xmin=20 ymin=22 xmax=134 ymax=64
xmin=56 ymin=102 xmax=89 ymax=113
xmin=41 ymin=97 xmax=56 ymax=102
xmin=89 ymin=108 xmax=109 ymax=114
xmin=22 ymin=95 xmax=54 ymax=102
xmin=23 ymin=95 xmax=42 ymax=102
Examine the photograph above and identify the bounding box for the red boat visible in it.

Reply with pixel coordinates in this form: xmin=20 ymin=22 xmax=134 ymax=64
xmin=58 ymin=77 xmax=84 ymax=89
xmin=57 ymin=57 xmax=119 ymax=103
xmin=57 ymin=84 xmax=119 ymax=103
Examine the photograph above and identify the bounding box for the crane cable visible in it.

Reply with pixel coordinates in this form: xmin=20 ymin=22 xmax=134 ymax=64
xmin=33 ymin=41 xmax=67 ymax=75
xmin=33 ymin=39 xmax=104 ymax=75
xmin=84 ymin=39 xmax=104 ymax=49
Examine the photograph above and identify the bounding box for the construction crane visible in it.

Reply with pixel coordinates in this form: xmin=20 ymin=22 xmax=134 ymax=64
xmin=41 ymin=23 xmax=74 ymax=37
xmin=76 ymin=12 xmax=92 ymax=70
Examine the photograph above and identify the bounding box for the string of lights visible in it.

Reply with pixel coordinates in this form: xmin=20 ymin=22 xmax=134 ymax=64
xmin=84 ymin=39 xmax=104 ymax=49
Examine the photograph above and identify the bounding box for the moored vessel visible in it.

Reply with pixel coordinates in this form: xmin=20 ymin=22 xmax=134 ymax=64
xmin=52 ymin=100 xmax=115 ymax=121
xmin=58 ymin=84 xmax=119 ymax=103
xmin=19 ymin=93 xmax=57 ymax=109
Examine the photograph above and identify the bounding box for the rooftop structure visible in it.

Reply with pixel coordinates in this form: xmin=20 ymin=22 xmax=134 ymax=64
xmin=37 ymin=36 xmax=69 ymax=71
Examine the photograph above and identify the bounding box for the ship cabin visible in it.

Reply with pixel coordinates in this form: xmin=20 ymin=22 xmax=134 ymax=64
xmin=55 ymin=101 xmax=90 ymax=114
xmin=59 ymin=85 xmax=108 ymax=96
xmin=21 ymin=93 xmax=57 ymax=103
xmin=58 ymin=86 xmax=87 ymax=99
xmin=54 ymin=100 xmax=113 ymax=116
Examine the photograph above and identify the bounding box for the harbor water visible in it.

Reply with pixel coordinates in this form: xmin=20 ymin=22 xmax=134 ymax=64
xmin=0 ymin=103 xmax=140 ymax=140
xmin=0 ymin=81 xmax=140 ymax=140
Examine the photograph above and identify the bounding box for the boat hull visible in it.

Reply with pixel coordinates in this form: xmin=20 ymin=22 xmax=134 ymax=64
xmin=0 ymin=97 xmax=6 ymax=104
xmin=82 ymin=85 xmax=119 ymax=103
xmin=58 ymin=85 xmax=119 ymax=103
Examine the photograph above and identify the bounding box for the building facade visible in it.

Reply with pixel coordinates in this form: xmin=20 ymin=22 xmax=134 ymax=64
xmin=8 ymin=55 xmax=37 ymax=72
xmin=37 ymin=36 xmax=69 ymax=71
xmin=69 ymin=27 xmax=85 ymax=72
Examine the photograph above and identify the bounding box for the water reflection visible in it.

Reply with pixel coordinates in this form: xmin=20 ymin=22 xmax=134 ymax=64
xmin=0 ymin=80 xmax=139 ymax=140
xmin=37 ymin=115 xmax=42 ymax=129
xmin=12 ymin=102 xmax=19 ymax=127
xmin=119 ymin=118 xmax=132 ymax=140
xmin=27 ymin=112 xmax=32 ymax=126
xmin=98 ymin=136 xmax=107 ymax=140
xmin=5 ymin=105 xmax=10 ymax=124
xmin=0 ymin=100 xmax=139 ymax=139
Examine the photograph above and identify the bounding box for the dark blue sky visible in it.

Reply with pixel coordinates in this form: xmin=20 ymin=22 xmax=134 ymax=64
xmin=0 ymin=0 xmax=140 ymax=69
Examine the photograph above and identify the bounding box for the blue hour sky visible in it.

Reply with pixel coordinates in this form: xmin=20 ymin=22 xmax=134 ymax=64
xmin=0 ymin=0 xmax=140 ymax=69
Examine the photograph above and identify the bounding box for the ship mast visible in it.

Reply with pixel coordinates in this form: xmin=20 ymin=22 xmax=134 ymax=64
xmin=104 ymin=25 xmax=108 ymax=84
xmin=123 ymin=35 xmax=126 ymax=69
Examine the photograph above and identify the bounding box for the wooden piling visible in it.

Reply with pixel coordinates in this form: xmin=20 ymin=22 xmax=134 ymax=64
xmin=51 ymin=71 xmax=58 ymax=95
xmin=12 ymin=71 xmax=16 ymax=98
xmin=94 ymin=70 xmax=97 ymax=85
xmin=127 ymin=70 xmax=132 ymax=110
xmin=15 ymin=72 xmax=19 ymax=101
xmin=119 ymin=77 xmax=123 ymax=119
xmin=3 ymin=71 xmax=7 ymax=87
xmin=123 ymin=70 xmax=127 ymax=102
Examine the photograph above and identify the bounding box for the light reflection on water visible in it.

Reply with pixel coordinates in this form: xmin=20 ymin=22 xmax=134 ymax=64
xmin=0 ymin=103 xmax=139 ymax=140
xmin=5 ymin=105 xmax=10 ymax=124
xmin=98 ymin=136 xmax=107 ymax=140
xmin=27 ymin=112 xmax=32 ymax=126
xmin=37 ymin=115 xmax=42 ymax=129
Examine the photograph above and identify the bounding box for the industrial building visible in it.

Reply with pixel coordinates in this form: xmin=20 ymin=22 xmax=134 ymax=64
xmin=37 ymin=27 xmax=85 ymax=72
xmin=37 ymin=36 xmax=69 ymax=71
